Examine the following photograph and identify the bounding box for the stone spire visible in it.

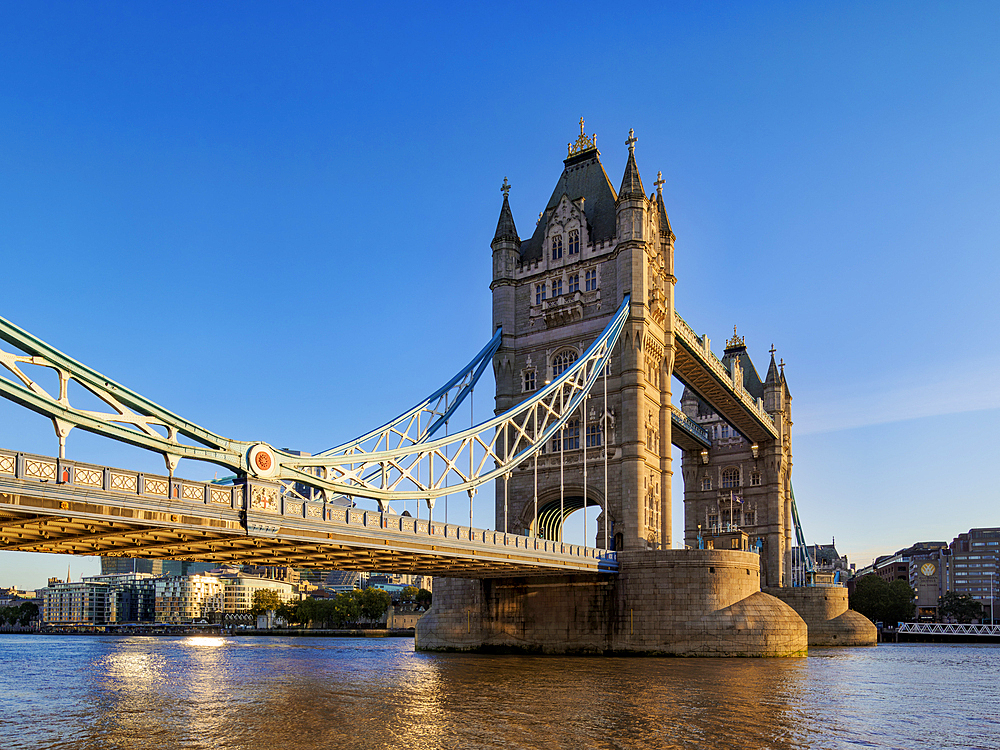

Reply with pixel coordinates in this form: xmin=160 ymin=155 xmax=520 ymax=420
xmin=618 ymin=128 xmax=645 ymax=200
xmin=654 ymin=171 xmax=674 ymax=239
xmin=492 ymin=177 xmax=520 ymax=247
xmin=765 ymin=345 xmax=780 ymax=387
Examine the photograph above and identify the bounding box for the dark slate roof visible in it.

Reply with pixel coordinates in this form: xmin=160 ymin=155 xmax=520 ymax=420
xmin=492 ymin=193 xmax=520 ymax=246
xmin=618 ymin=149 xmax=645 ymax=201
xmin=520 ymin=147 xmax=618 ymax=263
xmin=810 ymin=544 xmax=844 ymax=565
xmin=721 ymin=346 xmax=765 ymax=401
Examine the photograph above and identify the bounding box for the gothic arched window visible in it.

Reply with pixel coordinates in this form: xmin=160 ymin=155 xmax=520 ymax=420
xmin=551 ymin=349 xmax=577 ymax=378
xmin=568 ymin=229 xmax=580 ymax=255
xmin=721 ymin=467 xmax=740 ymax=488
xmin=551 ymin=235 xmax=563 ymax=260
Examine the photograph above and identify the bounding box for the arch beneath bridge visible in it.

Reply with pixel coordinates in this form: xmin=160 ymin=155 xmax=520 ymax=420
xmin=523 ymin=488 xmax=612 ymax=547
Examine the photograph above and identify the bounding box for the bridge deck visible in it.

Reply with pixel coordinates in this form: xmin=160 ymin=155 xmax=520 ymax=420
xmin=0 ymin=449 xmax=617 ymax=577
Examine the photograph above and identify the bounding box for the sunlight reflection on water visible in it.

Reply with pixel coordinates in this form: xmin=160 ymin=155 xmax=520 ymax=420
xmin=1 ymin=636 xmax=998 ymax=750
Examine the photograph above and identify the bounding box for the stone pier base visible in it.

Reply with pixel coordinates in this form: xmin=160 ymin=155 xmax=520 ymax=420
xmin=764 ymin=586 xmax=876 ymax=646
xmin=416 ymin=549 xmax=807 ymax=656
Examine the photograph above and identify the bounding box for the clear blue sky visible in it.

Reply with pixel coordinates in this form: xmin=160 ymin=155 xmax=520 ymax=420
xmin=2 ymin=2 xmax=999 ymax=589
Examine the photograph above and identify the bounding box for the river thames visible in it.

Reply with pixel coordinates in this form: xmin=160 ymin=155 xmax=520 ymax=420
xmin=1 ymin=635 xmax=997 ymax=749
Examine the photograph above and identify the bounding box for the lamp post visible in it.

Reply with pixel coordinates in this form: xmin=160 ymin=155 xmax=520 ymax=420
xmin=990 ymin=569 xmax=995 ymax=626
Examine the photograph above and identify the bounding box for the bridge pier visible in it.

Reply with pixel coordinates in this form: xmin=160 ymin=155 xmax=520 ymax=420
xmin=764 ymin=586 xmax=876 ymax=647
xmin=416 ymin=549 xmax=807 ymax=656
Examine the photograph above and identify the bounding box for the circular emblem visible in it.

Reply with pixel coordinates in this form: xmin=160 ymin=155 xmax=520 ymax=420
xmin=247 ymin=444 xmax=278 ymax=478
xmin=921 ymin=562 xmax=936 ymax=577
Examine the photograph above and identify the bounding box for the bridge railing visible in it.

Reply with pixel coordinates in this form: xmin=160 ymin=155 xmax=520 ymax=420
xmin=0 ymin=447 xmax=618 ymax=568
xmin=0 ymin=447 xmax=245 ymax=508
xmin=673 ymin=311 xmax=777 ymax=434
xmin=896 ymin=622 xmax=1000 ymax=636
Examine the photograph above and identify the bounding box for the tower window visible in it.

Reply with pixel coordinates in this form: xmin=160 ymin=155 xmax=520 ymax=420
xmin=721 ymin=468 xmax=740 ymax=488
xmin=552 ymin=278 xmax=563 ymax=297
xmin=750 ymin=471 xmax=761 ymax=487
xmin=721 ymin=425 xmax=729 ymax=439
xmin=568 ymin=229 xmax=580 ymax=255
xmin=535 ymin=284 xmax=546 ymax=304
xmin=551 ymin=235 xmax=563 ymax=260
xmin=552 ymin=349 xmax=578 ymax=377
xmin=586 ymin=423 xmax=602 ymax=447
xmin=585 ymin=269 xmax=597 ymax=291
xmin=523 ymin=370 xmax=536 ymax=392
xmin=568 ymin=273 xmax=579 ymax=293
xmin=701 ymin=476 xmax=712 ymax=491
xmin=553 ymin=419 xmax=580 ymax=451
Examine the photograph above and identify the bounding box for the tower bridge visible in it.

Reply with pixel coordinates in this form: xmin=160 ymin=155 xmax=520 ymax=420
xmin=0 ymin=122 xmax=875 ymax=654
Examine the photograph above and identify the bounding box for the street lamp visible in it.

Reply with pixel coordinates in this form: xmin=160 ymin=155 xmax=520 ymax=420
xmin=990 ymin=569 xmax=995 ymax=626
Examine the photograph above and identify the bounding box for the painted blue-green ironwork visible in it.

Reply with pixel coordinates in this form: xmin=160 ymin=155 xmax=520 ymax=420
xmin=0 ymin=296 xmax=630 ymax=506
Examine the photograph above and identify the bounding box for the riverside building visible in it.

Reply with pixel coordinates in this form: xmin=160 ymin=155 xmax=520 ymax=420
xmin=949 ymin=527 xmax=999 ymax=619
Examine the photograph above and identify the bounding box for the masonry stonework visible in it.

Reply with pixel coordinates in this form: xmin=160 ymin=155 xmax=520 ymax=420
xmin=764 ymin=586 xmax=877 ymax=647
xmin=416 ymin=550 xmax=807 ymax=656
xmin=423 ymin=124 xmax=876 ymax=656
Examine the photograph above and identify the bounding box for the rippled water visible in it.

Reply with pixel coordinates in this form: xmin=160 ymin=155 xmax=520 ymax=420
xmin=1 ymin=635 xmax=997 ymax=749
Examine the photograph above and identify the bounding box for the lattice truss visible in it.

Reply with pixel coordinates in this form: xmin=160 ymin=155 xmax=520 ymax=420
xmin=0 ymin=298 xmax=629 ymax=507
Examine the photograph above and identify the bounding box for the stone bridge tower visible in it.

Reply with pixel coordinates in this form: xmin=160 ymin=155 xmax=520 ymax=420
xmin=679 ymin=337 xmax=794 ymax=587
xmin=491 ymin=124 xmax=676 ymax=551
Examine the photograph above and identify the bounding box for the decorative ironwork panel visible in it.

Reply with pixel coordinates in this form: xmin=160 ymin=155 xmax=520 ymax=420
xmin=25 ymin=459 xmax=56 ymax=481
xmin=284 ymin=501 xmax=303 ymax=517
xmin=306 ymin=503 xmax=321 ymax=518
xmin=182 ymin=484 xmax=202 ymax=501
xmin=209 ymin=487 xmax=230 ymax=505
xmin=75 ymin=468 xmax=102 ymax=487
xmin=0 ymin=454 xmax=14 ymax=475
xmin=144 ymin=477 xmax=168 ymax=496
xmin=110 ymin=472 xmax=137 ymax=492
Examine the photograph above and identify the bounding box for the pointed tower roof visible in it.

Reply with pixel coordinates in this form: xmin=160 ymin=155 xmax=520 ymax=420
xmin=492 ymin=177 xmax=520 ymax=246
xmin=779 ymin=358 xmax=792 ymax=397
xmin=765 ymin=345 xmax=780 ymax=387
xmin=653 ymin=171 xmax=674 ymax=238
xmin=519 ymin=120 xmax=618 ymax=263
xmin=721 ymin=326 xmax=764 ymax=400
xmin=618 ymin=128 xmax=645 ymax=201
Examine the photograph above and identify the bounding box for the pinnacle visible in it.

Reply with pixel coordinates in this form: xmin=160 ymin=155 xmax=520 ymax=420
xmin=492 ymin=188 xmax=520 ymax=246
xmin=765 ymin=350 xmax=780 ymax=386
xmin=618 ymin=148 xmax=645 ymax=201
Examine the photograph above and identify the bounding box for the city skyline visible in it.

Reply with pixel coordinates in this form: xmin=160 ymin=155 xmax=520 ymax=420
xmin=3 ymin=2 xmax=1000 ymax=588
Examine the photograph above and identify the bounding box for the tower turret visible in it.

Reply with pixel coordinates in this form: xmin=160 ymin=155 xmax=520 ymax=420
xmin=491 ymin=177 xmax=521 ymax=344
xmin=615 ymin=129 xmax=648 ymax=243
